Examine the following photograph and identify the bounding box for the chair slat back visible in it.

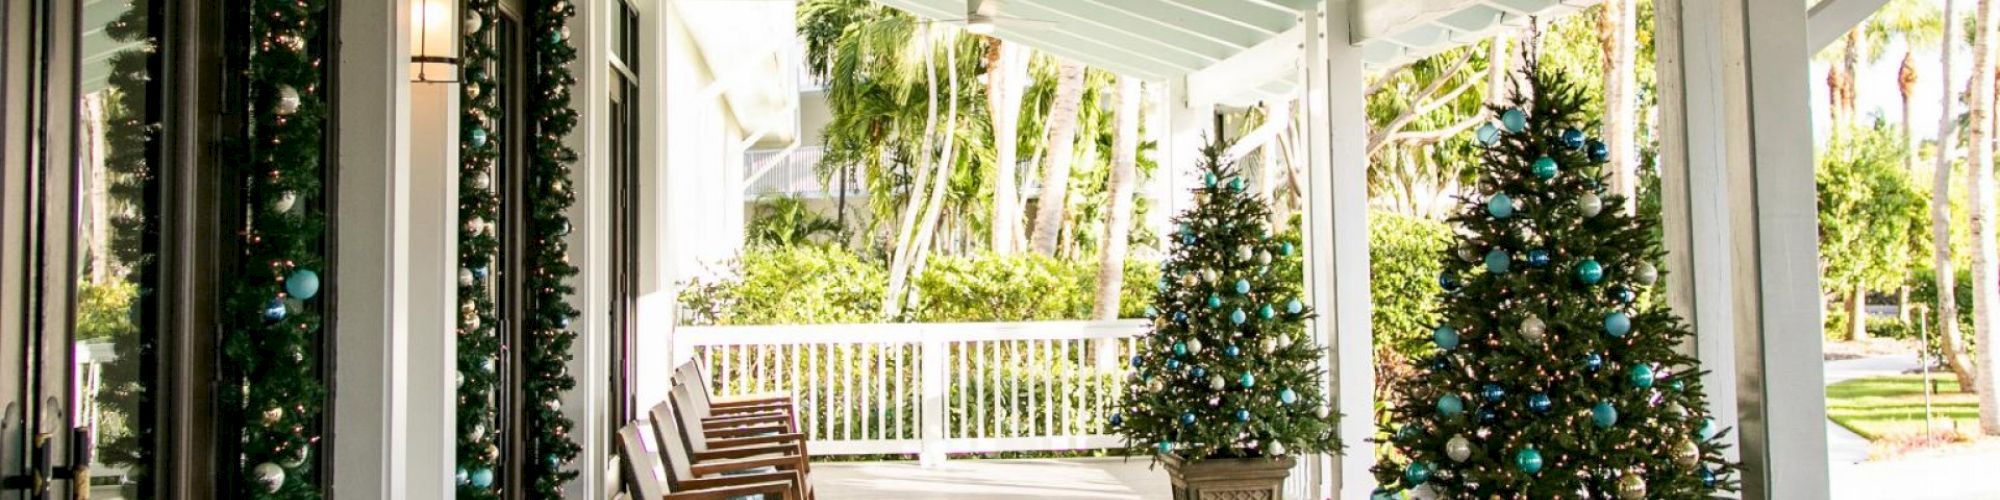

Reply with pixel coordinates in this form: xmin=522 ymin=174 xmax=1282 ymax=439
xmin=647 ymin=400 xmax=700 ymax=487
xmin=679 ymin=359 xmax=719 ymax=417
xmin=671 ymin=384 xmax=717 ymax=452
xmin=616 ymin=422 xmax=668 ymax=499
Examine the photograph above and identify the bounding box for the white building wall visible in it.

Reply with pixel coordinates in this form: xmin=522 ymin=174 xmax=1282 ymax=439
xmin=663 ymin=2 xmax=748 ymax=286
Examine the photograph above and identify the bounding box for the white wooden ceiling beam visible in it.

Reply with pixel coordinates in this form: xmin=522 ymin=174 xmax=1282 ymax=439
xmin=1008 ymin=0 xmax=1240 ymax=56
xmin=1156 ymin=0 xmax=1298 ymax=35
xmin=1187 ymin=23 xmax=1306 ymax=108
xmin=1807 ymin=0 xmax=1891 ymax=52
xmin=1090 ymin=0 xmax=1273 ymax=49
xmin=874 ymin=0 xmax=1176 ymax=80
xmin=999 ymin=0 xmax=1223 ymax=67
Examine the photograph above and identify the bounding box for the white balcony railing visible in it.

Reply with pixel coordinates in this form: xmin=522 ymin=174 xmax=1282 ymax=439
xmin=674 ymin=320 xmax=1147 ymax=466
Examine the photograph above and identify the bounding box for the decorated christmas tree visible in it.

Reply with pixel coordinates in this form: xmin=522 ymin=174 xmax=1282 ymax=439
xmin=1114 ymin=138 xmax=1338 ymax=463
xmin=1369 ymin=54 xmax=1738 ymax=498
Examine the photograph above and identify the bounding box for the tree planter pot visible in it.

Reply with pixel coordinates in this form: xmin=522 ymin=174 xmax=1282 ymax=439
xmin=1162 ymin=453 xmax=1296 ymax=500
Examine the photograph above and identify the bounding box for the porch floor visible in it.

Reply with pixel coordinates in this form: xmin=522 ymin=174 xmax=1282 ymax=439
xmin=813 ymin=457 xmax=1172 ymax=500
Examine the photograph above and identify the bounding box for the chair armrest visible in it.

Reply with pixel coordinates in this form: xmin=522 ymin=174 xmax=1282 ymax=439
xmin=706 ymin=404 xmax=792 ymax=417
xmin=693 ymin=442 xmax=804 ymax=461
xmin=704 ymin=423 xmax=790 ymax=438
xmin=702 ymin=414 xmax=791 ymax=430
xmin=710 ymin=393 xmax=793 ymax=407
xmin=661 ymin=478 xmax=795 ymax=500
xmin=690 ymin=454 xmax=807 ymax=477
xmin=707 ymin=432 xmax=805 ymax=449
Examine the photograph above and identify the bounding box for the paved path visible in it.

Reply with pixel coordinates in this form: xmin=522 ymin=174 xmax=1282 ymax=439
xmin=1823 ymin=354 xmax=2000 ymax=500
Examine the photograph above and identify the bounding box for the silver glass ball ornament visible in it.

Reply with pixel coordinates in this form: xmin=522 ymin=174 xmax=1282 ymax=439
xmin=275 ymin=85 xmax=302 ymax=116
xmin=1616 ymin=474 xmax=1646 ymax=499
xmin=254 ymin=462 xmax=286 ymax=492
xmin=1267 ymin=440 xmax=1286 ymax=456
xmin=1202 ymin=269 xmax=1220 ymax=284
xmin=1275 ymin=333 xmax=1293 ymax=350
xmin=1636 ymin=262 xmax=1659 ymax=286
xmin=263 ymin=407 xmax=284 ymax=425
xmin=1520 ymin=315 xmax=1546 ymax=342
xmin=1237 ymin=245 xmax=1254 ymax=261
xmin=1675 ymin=439 xmax=1701 ymax=468
xmin=1579 ymin=192 xmax=1603 ymax=218
xmin=1209 ymin=375 xmax=1226 ymax=390
xmin=459 ymin=268 xmax=475 ymax=287
xmin=280 ymin=446 xmax=309 ymax=468
xmin=1445 ymin=434 xmax=1472 ymax=462
xmin=273 ymin=191 xmax=298 ymax=213
xmin=1260 ymin=337 xmax=1277 ymax=354
xmin=1186 ymin=338 xmax=1203 ymax=355
xmin=465 ymin=217 xmax=486 ymax=235
xmin=1258 ymin=251 xmax=1272 ymax=266
xmin=464 ymin=11 xmax=484 ymax=33
xmin=471 ymin=171 xmax=492 ymax=191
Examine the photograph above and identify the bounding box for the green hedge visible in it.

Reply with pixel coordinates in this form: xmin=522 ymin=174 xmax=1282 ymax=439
xmin=1369 ymin=212 xmax=1452 ymax=355
xmin=680 ymin=248 xmax=1159 ymax=324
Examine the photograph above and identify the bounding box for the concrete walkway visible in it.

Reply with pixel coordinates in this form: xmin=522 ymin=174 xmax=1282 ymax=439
xmin=1823 ymin=354 xmax=2000 ymax=500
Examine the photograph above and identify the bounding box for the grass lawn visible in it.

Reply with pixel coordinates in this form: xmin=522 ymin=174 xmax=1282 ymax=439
xmin=1825 ymin=374 xmax=1982 ymax=443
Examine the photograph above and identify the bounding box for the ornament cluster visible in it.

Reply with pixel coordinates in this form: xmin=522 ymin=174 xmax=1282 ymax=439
xmin=456 ymin=0 xmax=506 ymax=496
xmin=521 ymin=0 xmax=585 ymax=497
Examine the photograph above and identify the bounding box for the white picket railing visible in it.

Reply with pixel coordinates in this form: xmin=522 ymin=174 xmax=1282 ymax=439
xmin=674 ymin=320 xmax=1147 ymax=466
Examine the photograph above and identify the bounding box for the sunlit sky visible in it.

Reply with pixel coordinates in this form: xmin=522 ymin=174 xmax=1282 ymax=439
xmin=1807 ymin=0 xmax=1960 ymax=148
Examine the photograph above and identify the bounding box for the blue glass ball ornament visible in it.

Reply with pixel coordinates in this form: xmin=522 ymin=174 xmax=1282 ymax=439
xmin=1404 ymin=461 xmax=1433 ymax=485
xmin=1433 ymin=325 xmax=1460 ymax=350
xmin=1225 ymin=345 xmax=1242 ymax=358
xmin=1144 ymin=306 xmax=1157 ymax=318
xmin=1487 ymin=192 xmax=1515 ymax=219
xmin=1501 ymin=108 xmax=1528 ymax=133
xmin=1182 ymin=233 xmax=1196 ymax=245
xmin=1166 ymin=359 xmax=1182 ymax=370
xmin=1604 ymin=312 xmax=1632 ymax=337
xmin=1588 ymin=139 xmax=1610 ymax=163
xmin=1235 ymin=409 xmax=1251 ymax=422
xmin=1485 ymin=248 xmax=1511 ymax=274
xmin=472 ymin=265 xmax=489 ymax=280
xmin=1481 ymin=383 xmax=1506 ymax=403
xmin=1239 ymin=372 xmax=1256 ymax=388
xmin=1700 ymin=467 xmax=1717 ymax=487
xmin=1191 ymin=366 xmax=1206 ymax=378
xmin=1158 ymin=441 xmax=1174 ymax=454
xmin=262 ymin=298 xmax=288 ymax=323
xmin=1258 ymin=304 xmax=1275 ymax=319
xmin=1700 ymin=417 xmax=1718 ymax=440
xmin=286 ymin=269 xmax=320 ymax=300
xmin=470 ymin=468 xmax=494 ymax=488
xmin=1671 ymin=378 xmax=1687 ymax=392
xmin=1585 ymin=352 xmax=1605 ymax=372
xmin=1280 ymin=388 xmax=1298 ymax=405
xmin=1593 ymin=401 xmax=1619 ymax=428
xmin=1206 ymin=294 xmax=1222 ymax=309
xmin=1173 ymin=311 xmax=1189 ymax=324
xmin=1204 ymin=172 xmax=1219 ymax=188
xmin=1235 ymin=279 xmax=1251 ymax=295
xmin=1394 ymin=425 xmax=1418 ymax=443
xmin=1230 ymin=308 xmax=1247 ymax=325
xmin=1174 ymin=342 xmax=1189 ymax=356
xmin=1439 ymin=271 xmax=1461 ymax=291
xmin=1516 ymin=448 xmax=1544 ymax=474
xmin=1477 ymin=407 xmax=1497 ymax=424
xmin=1130 ymin=356 xmax=1144 ymax=368
xmin=1180 ymin=412 xmax=1197 ymax=427
xmin=1610 ymin=285 xmax=1635 ymax=304
xmin=1476 ymin=123 xmax=1501 ymax=146
xmin=1279 ymin=242 xmax=1294 ymax=256
xmin=1285 ymin=299 xmax=1303 ymax=315
xmin=1527 ymin=249 xmax=1551 ymax=268
xmin=1578 ymin=259 xmax=1605 ymax=285
xmin=1110 ymin=413 xmax=1123 ymax=426
xmin=1431 ymin=355 xmax=1454 ymax=372
xmin=1437 ymin=394 xmax=1465 ymax=417
xmin=456 ymin=467 xmax=469 ymax=485
xmin=469 ymin=127 xmax=489 ymax=148
xmin=1532 ymin=156 xmax=1559 ymax=180
xmin=557 ymin=315 xmax=572 ymax=329
xmin=1630 ymin=364 xmax=1657 ymax=389
xmin=1562 ymin=128 xmax=1586 ymax=149
xmin=1528 ymin=393 xmax=1552 ymax=414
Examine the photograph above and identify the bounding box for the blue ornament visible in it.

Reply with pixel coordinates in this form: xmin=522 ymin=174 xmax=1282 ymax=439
xmin=1180 ymin=412 xmax=1197 ymax=427
xmin=1144 ymin=306 xmax=1158 ymax=318
xmin=1528 ymin=393 xmax=1552 ymax=414
xmin=262 ymin=298 xmax=288 ymax=323
xmin=1481 ymin=383 xmax=1506 ymax=403
xmin=1229 ymin=309 xmax=1247 ymax=325
xmin=1577 ymin=259 xmax=1605 ymax=285
xmin=1280 ymin=388 xmax=1298 ymax=405
xmin=1587 ymin=139 xmax=1610 ymax=163
xmin=1593 ymin=401 xmax=1619 ymax=428
xmin=1158 ymin=441 xmax=1174 ymax=454
xmin=1258 ymin=304 xmax=1274 ymax=319
xmin=1279 ymin=242 xmax=1294 ymax=256
xmin=456 ymin=467 xmax=470 ymax=485
xmin=1585 ymin=352 xmax=1605 ymax=372
xmin=286 ymin=269 xmax=320 ymax=300
xmin=1225 ymin=345 xmax=1242 ymax=358
xmin=1235 ymin=279 xmax=1251 ymax=295
xmin=1433 ymin=325 xmax=1460 ymax=350
xmin=1235 ymin=409 xmax=1251 ymax=422
xmin=1487 ymin=192 xmax=1515 ymax=219
xmin=1699 ymin=417 xmax=1718 ymax=440
xmin=1604 ymin=312 xmax=1632 ymax=337
xmin=1532 ymin=156 xmax=1558 ymax=180
xmin=1166 ymin=359 xmax=1182 ymax=370
xmin=1527 ymin=249 xmax=1551 ymax=268
xmin=472 ymin=265 xmax=489 ymax=280
xmin=1438 ymin=271 xmax=1461 ymax=291
xmin=1204 ymin=172 xmax=1219 ymax=188
xmin=1610 ymin=285 xmax=1635 ymax=304
xmin=1394 ymin=425 xmax=1418 ymax=443
xmin=557 ymin=315 xmax=571 ymax=329
xmin=1515 ymin=448 xmax=1544 ymax=474
xmin=1239 ymin=372 xmax=1256 ymax=388
xmin=1437 ymin=394 xmax=1465 ymax=417
xmin=1182 ymin=233 xmax=1196 ymax=245
xmin=1700 ymin=467 xmax=1717 ymax=487
xmin=1476 ymin=123 xmax=1501 ymax=145
xmin=1671 ymin=378 xmax=1686 ymax=392
xmin=1285 ymin=299 xmax=1303 ymax=315
xmin=470 ymin=468 xmax=494 ymax=488
xmin=1110 ymin=413 xmax=1124 ymax=426
xmin=1431 ymin=354 xmax=1454 ymax=372
xmin=1562 ymin=128 xmax=1586 ymax=149
xmin=1174 ymin=342 xmax=1189 ymax=356
xmin=1501 ymin=108 xmax=1528 ymax=132
xmin=1404 ymin=461 xmax=1433 ymax=485
xmin=1173 ymin=311 xmax=1189 ymax=324
xmin=469 ymin=127 xmax=489 ymax=148
xmin=1630 ymin=364 xmax=1656 ymax=388
xmin=1130 ymin=356 xmax=1144 ymax=368
xmin=1485 ymin=248 xmax=1511 ymax=274
xmin=1191 ymin=366 xmax=1206 ymax=378
xmin=1477 ymin=407 xmax=1497 ymax=424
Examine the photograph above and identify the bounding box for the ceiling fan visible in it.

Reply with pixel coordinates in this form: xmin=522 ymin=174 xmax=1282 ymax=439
xmin=933 ymin=0 xmax=1056 ymax=35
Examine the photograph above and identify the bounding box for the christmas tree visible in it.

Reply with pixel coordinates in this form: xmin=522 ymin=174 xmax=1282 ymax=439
xmin=1114 ymin=138 xmax=1338 ymax=462
xmin=1369 ymin=54 xmax=1739 ymax=498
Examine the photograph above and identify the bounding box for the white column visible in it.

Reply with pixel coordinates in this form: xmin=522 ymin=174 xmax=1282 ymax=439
xmin=406 ymin=79 xmax=461 ymax=499
xmin=635 ymin=0 xmax=675 ymax=423
xmin=1656 ymin=1 xmax=1828 ymax=498
xmin=333 ymin=0 xmax=414 ymax=497
xmin=1303 ymin=2 xmax=1373 ymax=497
xmin=564 ymin=0 xmax=612 ymax=495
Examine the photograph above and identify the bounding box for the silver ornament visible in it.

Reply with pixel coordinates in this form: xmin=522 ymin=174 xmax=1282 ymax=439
xmin=467 ymin=82 xmax=483 ymax=99
xmin=469 ymin=423 xmax=487 ymax=442
xmin=1259 ymin=337 xmax=1277 ymax=354
xmin=459 ymin=268 xmax=475 ymax=287
xmin=1458 ymin=244 xmax=1480 ymax=263
xmin=1267 ymin=440 xmax=1286 ymax=456
xmin=254 ymin=462 xmax=286 ymax=492
xmin=1445 ymin=434 xmax=1472 ymax=462
xmin=1209 ymin=375 xmax=1226 ymax=390
xmin=471 ymin=171 xmax=492 ymax=191
xmin=263 ymin=407 xmax=284 ymax=425
xmin=1636 ymin=262 xmax=1659 ymax=286
xmin=1186 ymin=338 xmax=1203 ymax=355
xmin=1237 ymin=245 xmax=1254 ymax=261
xmin=1275 ymin=334 xmax=1293 ymax=350
xmin=273 ymin=191 xmax=298 ymax=213
xmin=1315 ymin=405 xmax=1329 ymax=419
xmin=1675 ymin=439 xmax=1701 ymax=468
xmin=464 ymin=11 xmax=484 ymax=33
xmin=1180 ymin=273 xmax=1198 ymax=287
xmin=280 ymin=446 xmax=309 ymax=468
xmin=1520 ymin=314 xmax=1546 ymax=342
xmin=1579 ymin=193 xmax=1603 ymax=217
xmin=465 ymin=217 xmax=486 ymax=235
xmin=1257 ymin=251 xmax=1272 ymax=266
xmin=1202 ymin=269 xmax=1220 ymax=284
xmin=275 ymin=85 xmax=301 ymax=116
xmin=1616 ymin=474 xmax=1646 ymax=499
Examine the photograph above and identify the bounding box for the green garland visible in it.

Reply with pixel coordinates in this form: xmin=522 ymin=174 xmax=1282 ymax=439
xmin=457 ymin=0 xmax=505 ymax=496
xmin=524 ymin=0 xmax=583 ymax=496
xmin=96 ymin=0 xmax=158 ymax=487
xmin=221 ymin=0 xmax=329 ymax=497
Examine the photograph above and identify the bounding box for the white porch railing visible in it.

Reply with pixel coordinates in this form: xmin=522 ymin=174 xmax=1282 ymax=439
xmin=673 ymin=320 xmax=1147 ymax=466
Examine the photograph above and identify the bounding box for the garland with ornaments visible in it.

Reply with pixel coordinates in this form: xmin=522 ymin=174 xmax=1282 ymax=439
xmin=225 ymin=0 xmax=329 ymax=496
xmin=456 ymin=0 xmax=505 ymax=496
xmin=1368 ymin=52 xmax=1738 ymax=498
xmin=94 ymin=0 xmax=159 ymax=486
xmin=523 ymin=0 xmax=584 ymax=496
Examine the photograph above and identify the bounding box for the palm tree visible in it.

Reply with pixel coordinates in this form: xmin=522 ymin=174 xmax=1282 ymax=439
xmin=1965 ymin=0 xmax=2000 ymax=435
xmin=1596 ymin=0 xmax=1639 ymax=213
xmin=1930 ymin=0 xmax=1982 ymax=401
xmin=1029 ymin=60 xmax=1085 ymax=255
xmin=1092 ymin=77 xmax=1142 ymax=320
xmin=1866 ymin=0 xmax=1944 ymax=323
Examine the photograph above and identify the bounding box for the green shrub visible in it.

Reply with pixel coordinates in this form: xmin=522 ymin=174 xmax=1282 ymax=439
xmin=679 ymin=248 xmax=1160 ymax=324
xmin=910 ymin=253 xmax=1158 ymax=321
xmin=1909 ymin=267 xmax=1979 ymax=364
xmin=76 ymin=280 xmax=138 ymax=342
xmin=1369 ymin=212 xmax=1451 ymax=355
xmin=1864 ymin=316 xmax=1913 ymax=341
xmin=678 ymin=246 xmax=887 ymax=325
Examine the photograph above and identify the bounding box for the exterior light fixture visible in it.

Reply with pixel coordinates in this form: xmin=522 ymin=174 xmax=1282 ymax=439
xmin=411 ymin=0 xmax=460 ymax=82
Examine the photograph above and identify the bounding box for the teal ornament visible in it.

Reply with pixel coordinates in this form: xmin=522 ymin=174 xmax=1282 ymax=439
xmin=1174 ymin=342 xmax=1188 ymax=356
xmin=1229 ymin=176 xmax=1245 ymax=192
xmin=1235 ymin=409 xmax=1251 ymax=422
xmin=1258 ymin=304 xmax=1274 ymax=319
xmin=1225 ymin=345 xmax=1241 ymax=358
xmin=1433 ymin=325 xmax=1460 ymax=350
xmin=1285 ymin=299 xmax=1303 ymax=315
xmin=1394 ymin=425 xmax=1418 ymax=443
xmin=1166 ymin=359 xmax=1181 ymax=370
xmin=1476 ymin=123 xmax=1500 ymax=145
xmin=1404 ymin=461 xmax=1433 ymax=485
xmin=1180 ymin=412 xmax=1196 ymax=427
xmin=547 ymin=27 xmax=565 ymax=44
xmin=1157 ymin=441 xmax=1174 ymax=454
xmin=1501 ymin=108 xmax=1527 ymax=132
xmin=1235 ymin=279 xmax=1251 ymax=295
xmin=471 ymin=468 xmax=494 ymax=488
xmin=1604 ymin=312 xmax=1632 ymax=337
xmin=1487 ymin=192 xmax=1514 ymax=219
xmin=1515 ymin=448 xmax=1544 ymax=474
xmin=1578 ymin=259 xmax=1605 ymax=285
xmin=1230 ymin=308 xmax=1247 ymax=325
xmin=1699 ymin=417 xmax=1718 ymax=440
xmin=456 ymin=467 xmax=469 ymax=485
xmin=1630 ymin=364 xmax=1656 ymax=388
xmin=1437 ymin=394 xmax=1465 ymax=417
xmin=1610 ymin=285 xmax=1635 ymax=304
xmin=1485 ymin=248 xmax=1511 ymax=274
xmin=262 ymin=298 xmax=288 ymax=323
xmin=1204 ymin=172 xmax=1218 ymax=188
xmin=1144 ymin=306 xmax=1157 ymax=318
xmin=1279 ymin=242 xmax=1294 ymax=256
xmin=1191 ymin=366 xmax=1206 ymax=378
xmin=1701 ymin=467 xmax=1717 ymax=487
xmin=1478 ymin=408 xmax=1498 ymax=424
xmin=1593 ymin=401 xmax=1619 ymax=428
xmin=1562 ymin=128 xmax=1586 ymax=149
xmin=1532 ymin=156 xmax=1559 ymax=180
xmin=1528 ymin=393 xmax=1552 ymax=413
xmin=285 ymin=269 xmax=320 ymax=300
xmin=1439 ymin=271 xmax=1461 ymax=291
xmin=1279 ymin=388 xmax=1298 ymax=405
xmin=469 ymin=127 xmax=488 ymax=148
xmin=1239 ymin=372 xmax=1256 ymax=388
xmin=1206 ymin=294 xmax=1222 ymax=309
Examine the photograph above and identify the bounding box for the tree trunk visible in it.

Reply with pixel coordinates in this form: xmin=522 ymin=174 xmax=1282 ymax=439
xmin=1964 ymin=0 xmax=2000 ymax=434
xmin=82 ymin=93 xmax=111 ymax=284
xmin=1029 ymin=60 xmax=1086 ymax=255
xmin=1901 ymin=51 xmax=1920 ymax=323
xmin=1848 ymin=286 xmax=1869 ymax=341
xmin=988 ymin=41 xmax=1027 ymax=254
xmin=1933 ymin=0 xmax=1982 ymax=392
xmin=1597 ymin=0 xmax=1639 ymax=214
xmin=903 ymin=37 xmax=963 ymax=313
xmin=1093 ymin=78 xmax=1142 ymax=321
xmin=883 ymin=27 xmax=943 ymax=317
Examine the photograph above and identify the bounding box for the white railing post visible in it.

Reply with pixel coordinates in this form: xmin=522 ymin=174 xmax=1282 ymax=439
xmin=920 ymin=334 xmax=948 ymax=467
